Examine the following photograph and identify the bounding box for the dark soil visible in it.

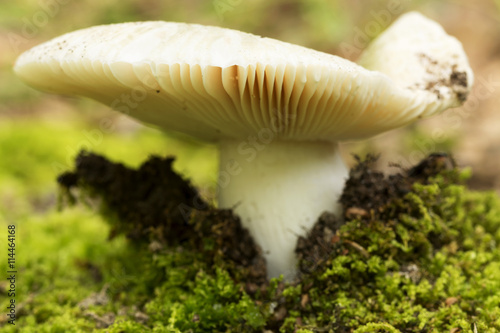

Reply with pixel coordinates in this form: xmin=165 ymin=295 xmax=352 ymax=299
xmin=58 ymin=151 xmax=267 ymax=287
xmin=340 ymin=152 xmax=456 ymax=221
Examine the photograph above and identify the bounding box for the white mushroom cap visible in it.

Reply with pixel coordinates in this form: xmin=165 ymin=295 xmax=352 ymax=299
xmin=15 ymin=12 xmax=472 ymax=143
xmin=358 ymin=12 xmax=473 ymax=108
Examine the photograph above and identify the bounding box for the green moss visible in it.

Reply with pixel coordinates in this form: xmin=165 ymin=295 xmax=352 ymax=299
xmin=2 ymin=121 xmax=500 ymax=332
xmin=144 ymin=268 xmax=266 ymax=332
xmin=281 ymin=165 xmax=500 ymax=332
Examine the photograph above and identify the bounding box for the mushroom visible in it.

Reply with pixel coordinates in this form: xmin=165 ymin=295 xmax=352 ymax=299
xmin=14 ymin=12 xmax=473 ymax=279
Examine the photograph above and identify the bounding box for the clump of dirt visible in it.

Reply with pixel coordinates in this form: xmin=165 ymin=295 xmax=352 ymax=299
xmin=58 ymin=151 xmax=204 ymax=242
xmin=340 ymin=152 xmax=456 ymax=220
xmin=295 ymin=153 xmax=458 ymax=275
xmin=416 ymin=53 xmax=469 ymax=102
xmin=58 ymin=151 xmax=267 ymax=286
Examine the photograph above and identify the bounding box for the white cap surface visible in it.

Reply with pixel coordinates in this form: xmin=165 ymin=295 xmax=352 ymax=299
xmin=358 ymin=12 xmax=473 ymax=109
xmin=15 ymin=12 xmax=472 ymax=142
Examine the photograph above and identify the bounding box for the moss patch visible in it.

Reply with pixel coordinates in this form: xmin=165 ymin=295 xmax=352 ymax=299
xmin=292 ymin=154 xmax=500 ymax=332
xmin=3 ymin=152 xmax=500 ymax=332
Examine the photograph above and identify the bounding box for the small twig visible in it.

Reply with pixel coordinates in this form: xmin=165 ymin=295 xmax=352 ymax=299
xmin=343 ymin=239 xmax=369 ymax=258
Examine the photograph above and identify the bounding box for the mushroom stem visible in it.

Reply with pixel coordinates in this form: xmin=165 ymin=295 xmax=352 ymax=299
xmin=218 ymin=140 xmax=347 ymax=279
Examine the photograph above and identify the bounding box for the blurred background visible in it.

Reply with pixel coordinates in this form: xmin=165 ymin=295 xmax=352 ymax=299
xmin=1 ymin=0 xmax=500 ymax=218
